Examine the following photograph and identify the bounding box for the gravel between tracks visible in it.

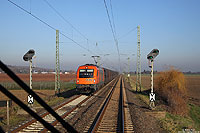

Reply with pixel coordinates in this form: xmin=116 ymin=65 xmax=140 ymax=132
xmin=57 ymin=76 xmax=165 ymax=133
xmin=124 ymin=78 xmax=166 ymax=133
xmin=62 ymin=79 xmax=116 ymax=132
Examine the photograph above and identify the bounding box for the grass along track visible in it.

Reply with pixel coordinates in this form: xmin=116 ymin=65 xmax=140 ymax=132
xmin=127 ymin=74 xmax=200 ymax=132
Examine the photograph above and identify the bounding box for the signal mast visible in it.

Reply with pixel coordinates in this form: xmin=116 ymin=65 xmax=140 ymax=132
xmin=147 ymin=49 xmax=159 ymax=109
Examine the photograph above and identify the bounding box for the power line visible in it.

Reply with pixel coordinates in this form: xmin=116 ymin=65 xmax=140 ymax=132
xmin=42 ymin=0 xmax=89 ymax=41
xmin=8 ymin=0 xmax=56 ymax=31
xmin=118 ymin=27 xmax=137 ymax=39
xmin=109 ymin=0 xmax=116 ymax=36
xmin=7 ymin=0 xmax=95 ymax=55
xmin=8 ymin=0 xmax=117 ymax=71
xmin=103 ymin=0 xmax=121 ymax=72
xmin=109 ymin=0 xmax=121 ymax=72
xmin=42 ymin=0 xmax=119 ymax=69
xmin=103 ymin=0 xmax=117 ymax=42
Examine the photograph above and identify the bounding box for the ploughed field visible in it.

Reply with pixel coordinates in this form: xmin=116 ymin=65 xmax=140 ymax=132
xmin=130 ymin=74 xmax=200 ymax=105
xmin=0 ymin=73 xmax=76 ymax=104
xmin=185 ymin=75 xmax=200 ymax=105
xmin=0 ymin=73 xmax=76 ymax=82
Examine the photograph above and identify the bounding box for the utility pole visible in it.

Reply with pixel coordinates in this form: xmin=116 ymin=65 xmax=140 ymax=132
xmin=136 ymin=25 xmax=141 ymax=92
xmin=127 ymin=57 xmax=130 ymax=77
xmin=132 ymin=54 xmax=135 ymax=76
xmin=55 ymin=30 xmax=61 ymax=95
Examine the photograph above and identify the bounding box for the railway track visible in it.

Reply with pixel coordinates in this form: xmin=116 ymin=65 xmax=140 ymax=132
xmin=11 ymin=77 xmax=118 ymax=132
xmin=86 ymin=76 xmax=134 ymax=132
xmin=11 ymin=94 xmax=85 ymax=132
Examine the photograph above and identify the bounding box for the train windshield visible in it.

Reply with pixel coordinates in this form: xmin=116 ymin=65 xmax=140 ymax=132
xmin=79 ymin=69 xmax=94 ymax=78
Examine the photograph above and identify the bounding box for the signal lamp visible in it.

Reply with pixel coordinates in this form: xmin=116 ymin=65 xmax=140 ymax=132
xmin=147 ymin=56 xmax=153 ymax=60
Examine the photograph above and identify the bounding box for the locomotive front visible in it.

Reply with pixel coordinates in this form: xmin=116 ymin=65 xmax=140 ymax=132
xmin=76 ymin=64 xmax=99 ymax=93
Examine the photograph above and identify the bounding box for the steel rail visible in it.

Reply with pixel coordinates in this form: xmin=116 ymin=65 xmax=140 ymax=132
xmin=11 ymin=95 xmax=82 ymax=132
xmin=0 ymin=60 xmax=77 ymax=132
xmin=0 ymin=84 xmax=60 ymax=133
xmin=42 ymin=76 xmax=118 ymax=132
xmin=88 ymin=76 xmax=120 ymax=132
xmin=118 ymin=77 xmax=125 ymax=132
xmin=0 ymin=60 xmax=119 ymax=132
xmin=42 ymin=95 xmax=91 ymax=132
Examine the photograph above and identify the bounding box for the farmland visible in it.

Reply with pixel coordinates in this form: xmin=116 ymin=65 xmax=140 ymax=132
xmin=130 ymin=74 xmax=200 ymax=105
xmin=0 ymin=73 xmax=76 ymax=103
xmin=0 ymin=73 xmax=76 ymax=82
xmin=0 ymin=73 xmax=77 ymax=130
xmin=129 ymin=73 xmax=200 ymax=131
xmin=185 ymin=75 xmax=200 ymax=104
xmin=1 ymin=73 xmax=200 ymax=131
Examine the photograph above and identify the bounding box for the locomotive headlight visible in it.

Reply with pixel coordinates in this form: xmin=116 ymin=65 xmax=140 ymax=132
xmin=94 ymin=79 xmax=95 ymax=83
xmin=77 ymin=79 xmax=79 ymax=83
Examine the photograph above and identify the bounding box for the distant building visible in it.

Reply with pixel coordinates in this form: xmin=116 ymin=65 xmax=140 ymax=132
xmin=33 ymin=71 xmax=38 ymax=74
xmin=65 ymin=72 xmax=69 ymax=74
xmin=41 ymin=72 xmax=48 ymax=74
xmin=49 ymin=72 xmax=56 ymax=74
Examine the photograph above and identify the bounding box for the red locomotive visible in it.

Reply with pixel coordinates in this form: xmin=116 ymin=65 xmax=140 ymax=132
xmin=76 ymin=64 xmax=118 ymax=93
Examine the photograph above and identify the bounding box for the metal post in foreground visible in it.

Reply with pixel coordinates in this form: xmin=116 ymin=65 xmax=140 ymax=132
xmin=30 ymin=59 xmax=32 ymax=90
xmin=147 ymin=49 xmax=159 ymax=109
xmin=23 ymin=49 xmax=35 ymax=107
xmin=29 ymin=59 xmax=33 ymax=107
xmin=7 ymin=100 xmax=9 ymax=126
xmin=149 ymin=60 xmax=155 ymax=109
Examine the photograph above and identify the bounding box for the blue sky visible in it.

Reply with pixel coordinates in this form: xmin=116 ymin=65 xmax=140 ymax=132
xmin=0 ymin=0 xmax=200 ymax=72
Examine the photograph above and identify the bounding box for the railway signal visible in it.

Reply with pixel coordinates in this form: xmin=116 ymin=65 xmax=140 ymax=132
xmin=23 ymin=49 xmax=35 ymax=107
xmin=147 ymin=49 xmax=159 ymax=62
xmin=147 ymin=49 xmax=159 ymax=109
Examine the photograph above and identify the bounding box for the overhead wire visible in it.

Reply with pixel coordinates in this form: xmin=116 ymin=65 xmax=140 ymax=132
xmin=7 ymin=0 xmax=116 ymax=70
xmin=42 ymin=0 xmax=89 ymax=41
xmin=118 ymin=27 xmax=137 ymax=39
xmin=7 ymin=0 xmax=96 ymax=55
xmin=109 ymin=0 xmax=116 ymax=36
xmin=43 ymin=0 xmax=112 ymax=66
xmin=43 ymin=0 xmax=95 ymax=54
xmin=103 ymin=0 xmax=117 ymax=44
xmin=103 ymin=0 xmax=121 ymax=72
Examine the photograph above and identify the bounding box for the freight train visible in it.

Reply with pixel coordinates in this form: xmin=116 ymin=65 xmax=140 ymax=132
xmin=76 ymin=64 xmax=118 ymax=93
